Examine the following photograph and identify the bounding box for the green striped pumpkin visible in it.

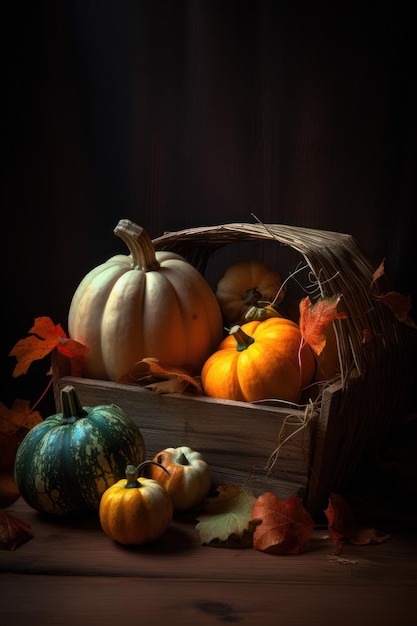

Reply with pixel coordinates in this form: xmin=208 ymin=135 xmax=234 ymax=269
xmin=14 ymin=385 xmax=146 ymax=516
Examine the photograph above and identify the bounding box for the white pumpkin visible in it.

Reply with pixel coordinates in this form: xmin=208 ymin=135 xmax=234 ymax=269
xmin=68 ymin=219 xmax=223 ymax=381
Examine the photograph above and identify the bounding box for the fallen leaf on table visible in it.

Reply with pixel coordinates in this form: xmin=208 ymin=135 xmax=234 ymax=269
xmin=324 ymin=492 xmax=391 ymax=555
xmin=0 ymin=510 xmax=33 ymax=551
xmin=196 ymin=485 xmax=259 ymax=547
xmin=9 ymin=316 xmax=88 ymax=377
xmin=299 ymin=296 xmax=347 ymax=355
xmin=117 ymin=358 xmax=203 ymax=394
xmin=252 ymin=493 xmax=315 ymax=555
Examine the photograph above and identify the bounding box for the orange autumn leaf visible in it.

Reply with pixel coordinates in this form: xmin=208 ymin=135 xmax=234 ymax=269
xmin=117 ymin=357 xmax=203 ymax=394
xmin=299 ymin=296 xmax=347 ymax=356
xmin=324 ymin=493 xmax=391 ymax=555
xmin=0 ymin=399 xmax=43 ymax=436
xmin=252 ymin=493 xmax=315 ymax=555
xmin=9 ymin=316 xmax=89 ymax=378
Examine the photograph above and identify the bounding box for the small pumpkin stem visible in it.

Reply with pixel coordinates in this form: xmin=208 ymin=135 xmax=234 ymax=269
xmin=244 ymin=304 xmax=281 ymax=322
xmin=242 ymin=286 xmax=263 ymax=307
xmin=229 ymin=325 xmax=255 ymax=352
xmin=124 ymin=464 xmax=141 ymax=488
xmin=177 ymin=452 xmax=190 ymax=466
xmin=124 ymin=460 xmax=170 ymax=489
xmin=60 ymin=385 xmax=88 ymax=425
xmin=114 ymin=219 xmax=160 ymax=272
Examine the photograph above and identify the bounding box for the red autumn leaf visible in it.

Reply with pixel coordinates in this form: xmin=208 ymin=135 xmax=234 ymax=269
xmin=0 ymin=510 xmax=33 ymax=551
xmin=9 ymin=316 xmax=89 ymax=377
xmin=117 ymin=357 xmax=203 ymax=394
xmin=376 ymin=291 xmax=416 ymax=328
xmin=324 ymin=493 xmax=391 ymax=555
xmin=371 ymin=258 xmax=386 ymax=286
xmin=252 ymin=493 xmax=315 ymax=555
xmin=299 ymin=296 xmax=347 ymax=356
xmin=370 ymin=259 xmax=416 ymax=328
xmin=0 ymin=399 xmax=43 ymax=436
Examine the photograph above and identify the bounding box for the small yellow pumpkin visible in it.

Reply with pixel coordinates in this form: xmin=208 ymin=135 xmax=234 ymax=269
xmin=99 ymin=462 xmax=173 ymax=545
xmin=68 ymin=219 xmax=223 ymax=381
xmin=147 ymin=446 xmax=212 ymax=512
xmin=201 ymin=317 xmax=316 ymax=403
xmin=215 ymin=259 xmax=286 ymax=325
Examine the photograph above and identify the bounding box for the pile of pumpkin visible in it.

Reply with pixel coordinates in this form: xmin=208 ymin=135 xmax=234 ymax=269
xmin=10 ymin=219 xmax=340 ymax=545
xmin=14 ymin=383 xmax=213 ymax=544
xmin=68 ymin=219 xmax=340 ymax=403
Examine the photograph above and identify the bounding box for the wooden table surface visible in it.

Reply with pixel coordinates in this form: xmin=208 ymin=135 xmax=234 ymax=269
xmin=1 ymin=498 xmax=416 ymax=626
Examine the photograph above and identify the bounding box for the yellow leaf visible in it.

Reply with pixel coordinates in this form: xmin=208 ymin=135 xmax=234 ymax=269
xmin=196 ymin=485 xmax=258 ymax=546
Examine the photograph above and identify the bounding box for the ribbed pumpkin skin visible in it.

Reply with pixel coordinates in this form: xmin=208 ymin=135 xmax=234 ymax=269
xmin=148 ymin=446 xmax=212 ymax=512
xmin=68 ymin=221 xmax=223 ymax=381
xmin=99 ymin=475 xmax=173 ymax=545
xmin=201 ymin=318 xmax=316 ymax=403
xmin=215 ymin=259 xmax=286 ymax=325
xmin=14 ymin=403 xmax=146 ymax=516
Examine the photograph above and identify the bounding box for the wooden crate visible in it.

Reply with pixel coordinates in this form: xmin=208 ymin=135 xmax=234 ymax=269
xmin=53 ymin=359 xmax=342 ymax=514
xmin=54 ymin=222 xmax=414 ymax=516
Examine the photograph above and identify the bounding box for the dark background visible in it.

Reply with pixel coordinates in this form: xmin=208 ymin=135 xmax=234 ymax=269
xmin=1 ymin=1 xmax=416 ymax=416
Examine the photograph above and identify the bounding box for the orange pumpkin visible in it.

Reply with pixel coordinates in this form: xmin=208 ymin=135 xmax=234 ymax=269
xmin=215 ymin=259 xmax=286 ymax=325
xmin=99 ymin=462 xmax=173 ymax=545
xmin=282 ymin=297 xmax=341 ymax=383
xmin=314 ymin=322 xmax=341 ymax=382
xmin=201 ymin=317 xmax=316 ymax=403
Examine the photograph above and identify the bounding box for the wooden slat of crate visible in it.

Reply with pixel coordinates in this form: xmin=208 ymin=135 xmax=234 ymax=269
xmin=305 ymin=379 xmax=343 ymax=513
xmin=54 ymin=375 xmax=318 ymax=503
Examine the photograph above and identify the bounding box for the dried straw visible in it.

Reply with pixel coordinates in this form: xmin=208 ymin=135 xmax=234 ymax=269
xmin=153 ymin=221 xmax=414 ymax=491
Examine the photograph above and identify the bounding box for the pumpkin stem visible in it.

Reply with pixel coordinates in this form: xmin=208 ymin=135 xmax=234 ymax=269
xmin=114 ymin=219 xmax=161 ymax=272
xmin=124 ymin=464 xmax=141 ymax=488
xmin=124 ymin=460 xmax=170 ymax=489
xmin=177 ymin=452 xmax=190 ymax=465
xmin=242 ymin=286 xmax=263 ymax=307
xmin=60 ymin=385 xmax=88 ymax=424
xmin=229 ymin=325 xmax=255 ymax=352
xmin=244 ymin=304 xmax=282 ymax=322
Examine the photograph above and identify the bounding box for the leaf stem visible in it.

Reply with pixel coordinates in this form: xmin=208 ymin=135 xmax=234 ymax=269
xmin=30 ymin=376 xmax=53 ymax=415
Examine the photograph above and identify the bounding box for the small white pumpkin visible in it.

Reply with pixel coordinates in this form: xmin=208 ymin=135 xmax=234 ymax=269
xmin=147 ymin=446 xmax=212 ymax=512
